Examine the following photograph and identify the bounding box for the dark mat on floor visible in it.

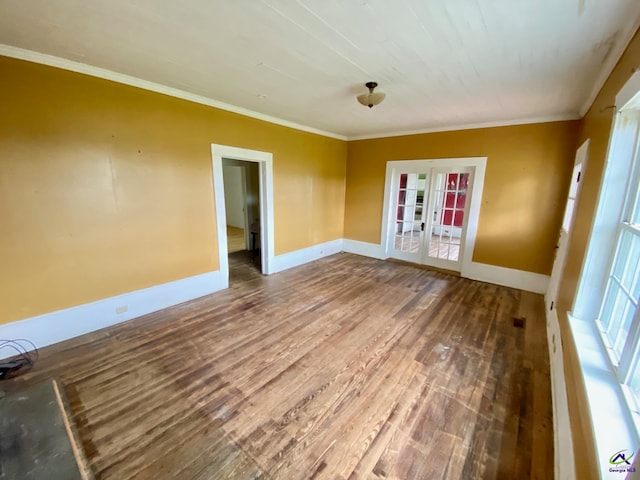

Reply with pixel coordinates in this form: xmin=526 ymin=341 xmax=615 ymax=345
xmin=0 ymin=380 xmax=91 ymax=480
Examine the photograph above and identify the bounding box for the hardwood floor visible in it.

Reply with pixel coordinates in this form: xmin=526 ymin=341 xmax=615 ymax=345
xmin=2 ymin=253 xmax=553 ymax=479
xmin=227 ymin=226 xmax=246 ymax=253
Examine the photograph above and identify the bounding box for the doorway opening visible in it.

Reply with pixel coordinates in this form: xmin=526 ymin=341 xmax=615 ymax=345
xmin=211 ymin=145 xmax=275 ymax=289
xmin=222 ymin=159 xmax=261 ymax=279
xmin=381 ymin=157 xmax=486 ymax=273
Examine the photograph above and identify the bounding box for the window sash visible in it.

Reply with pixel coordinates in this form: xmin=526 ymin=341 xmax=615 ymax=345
xmin=596 ymin=111 xmax=640 ymax=413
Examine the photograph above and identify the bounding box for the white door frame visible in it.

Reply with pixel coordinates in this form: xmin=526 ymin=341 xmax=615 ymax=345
xmin=545 ymin=139 xmax=590 ymax=312
xmin=211 ymin=144 xmax=275 ymax=286
xmin=240 ymin=166 xmax=251 ymax=249
xmin=381 ymin=157 xmax=486 ymax=275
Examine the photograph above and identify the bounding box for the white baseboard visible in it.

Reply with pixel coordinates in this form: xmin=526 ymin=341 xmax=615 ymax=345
xmin=462 ymin=262 xmax=549 ymax=293
xmin=342 ymin=239 xmax=386 ymax=259
xmin=547 ymin=308 xmax=575 ymax=480
xmin=269 ymin=239 xmax=344 ymax=274
xmin=0 ymin=270 xmax=226 ymax=352
xmin=341 ymin=239 xmax=548 ymax=293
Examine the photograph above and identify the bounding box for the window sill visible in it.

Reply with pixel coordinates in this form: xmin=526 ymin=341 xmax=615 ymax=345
xmin=568 ymin=313 xmax=640 ymax=478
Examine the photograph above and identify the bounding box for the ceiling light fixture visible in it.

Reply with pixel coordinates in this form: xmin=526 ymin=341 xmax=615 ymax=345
xmin=357 ymin=81 xmax=385 ymax=108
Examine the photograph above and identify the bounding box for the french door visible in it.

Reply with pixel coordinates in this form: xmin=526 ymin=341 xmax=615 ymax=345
xmin=388 ymin=168 xmax=429 ymax=264
xmin=385 ymin=161 xmax=478 ymax=272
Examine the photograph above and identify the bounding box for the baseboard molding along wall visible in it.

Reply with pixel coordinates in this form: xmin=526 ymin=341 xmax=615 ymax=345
xmin=0 ymin=238 xmax=344 ymax=353
xmin=462 ymin=262 xmax=549 ymax=294
xmin=0 ymin=238 xmax=549 ymax=353
xmin=270 ymin=238 xmax=344 ymax=274
xmin=0 ymin=270 xmax=227 ymax=352
xmin=341 ymin=239 xmax=549 ymax=294
xmin=342 ymin=239 xmax=386 ymax=259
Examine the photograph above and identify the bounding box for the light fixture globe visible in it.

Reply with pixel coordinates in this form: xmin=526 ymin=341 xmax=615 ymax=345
xmin=357 ymin=81 xmax=385 ymax=108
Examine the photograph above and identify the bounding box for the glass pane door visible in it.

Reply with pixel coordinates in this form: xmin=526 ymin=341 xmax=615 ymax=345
xmin=389 ymin=171 xmax=428 ymax=263
xmin=425 ymin=168 xmax=473 ymax=269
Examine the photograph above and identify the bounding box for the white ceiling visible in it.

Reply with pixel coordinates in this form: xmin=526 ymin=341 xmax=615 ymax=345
xmin=1 ymin=0 xmax=640 ymax=139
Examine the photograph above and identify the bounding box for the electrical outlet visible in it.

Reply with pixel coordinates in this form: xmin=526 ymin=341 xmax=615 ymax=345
xmin=116 ymin=305 xmax=128 ymax=314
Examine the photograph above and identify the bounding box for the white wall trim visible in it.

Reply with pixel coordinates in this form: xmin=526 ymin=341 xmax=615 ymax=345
xmin=459 ymin=160 xmax=486 ymax=278
xmin=0 ymin=270 xmax=225 ymax=352
xmin=580 ymin=10 xmax=640 ymax=116
xmin=0 ymin=44 xmax=346 ymax=141
xmin=546 ymin=308 xmax=576 ymax=480
xmin=343 ymin=238 xmax=549 ymax=293
xmin=270 ymin=239 xmax=344 ymax=274
xmin=462 ymin=262 xmax=549 ymax=294
xmin=347 ymin=114 xmax=581 ymax=141
xmin=342 ymin=239 xmax=386 ymax=260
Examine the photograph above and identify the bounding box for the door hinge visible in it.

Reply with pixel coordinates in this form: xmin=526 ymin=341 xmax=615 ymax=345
xmin=577 ymin=171 xmax=581 ymax=183
xmin=550 ymin=301 xmax=554 ymax=311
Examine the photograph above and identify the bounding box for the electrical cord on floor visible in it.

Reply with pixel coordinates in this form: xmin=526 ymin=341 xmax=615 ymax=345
xmin=0 ymin=339 xmax=39 ymax=380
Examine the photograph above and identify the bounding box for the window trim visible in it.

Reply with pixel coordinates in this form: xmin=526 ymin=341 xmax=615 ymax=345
xmin=569 ymin=71 xmax=640 ymax=477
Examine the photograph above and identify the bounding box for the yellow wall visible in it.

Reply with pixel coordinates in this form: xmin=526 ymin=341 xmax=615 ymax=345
xmin=0 ymin=56 xmax=347 ymax=325
xmin=556 ymin=28 xmax=640 ymax=480
xmin=345 ymin=121 xmax=580 ymax=274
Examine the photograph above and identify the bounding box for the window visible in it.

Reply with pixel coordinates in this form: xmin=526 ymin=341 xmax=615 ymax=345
xmin=570 ymin=73 xmax=640 ymax=475
xmin=596 ymin=109 xmax=640 ymax=412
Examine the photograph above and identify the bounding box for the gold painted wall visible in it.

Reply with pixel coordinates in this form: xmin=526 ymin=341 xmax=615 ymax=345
xmin=556 ymin=28 xmax=640 ymax=480
xmin=0 ymin=56 xmax=347 ymax=325
xmin=345 ymin=121 xmax=580 ymax=274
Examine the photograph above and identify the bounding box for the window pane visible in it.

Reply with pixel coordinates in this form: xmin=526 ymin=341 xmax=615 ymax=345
xmin=406 ymin=173 xmax=418 ymax=189
xmin=397 ymin=189 xmax=406 ymax=206
xmin=628 ymin=345 xmax=640 ymax=409
xmin=632 ymin=262 xmax=640 ymax=303
xmin=394 ymin=225 xmax=420 ymax=254
xmin=613 ymin=302 xmax=636 ymax=358
xmin=633 ymin=196 xmax=640 ymax=226
xmin=404 ymin=206 xmax=415 ymax=222
xmin=442 ymin=209 xmax=455 ymax=226
xmin=613 ymin=230 xmax=633 ymax=280
xmin=621 ymin=231 xmax=640 ymax=291
xmin=606 ymin=287 xmax=629 ymax=341
xmin=601 ymin=283 xmax=631 ymax=363
xmin=399 ymin=173 xmax=407 ymax=188
xmin=600 ymin=281 xmax=620 ymax=332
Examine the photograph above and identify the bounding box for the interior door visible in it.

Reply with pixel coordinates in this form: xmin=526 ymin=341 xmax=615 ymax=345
xmin=388 ymin=170 xmax=429 ymax=263
xmin=546 ymin=140 xmax=589 ymax=312
xmin=383 ymin=158 xmax=485 ymax=274
xmin=423 ymin=167 xmax=474 ymax=271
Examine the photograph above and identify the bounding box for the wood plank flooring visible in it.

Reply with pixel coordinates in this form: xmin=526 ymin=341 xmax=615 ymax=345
xmin=1 ymin=253 xmax=553 ymax=479
xmin=227 ymin=226 xmax=246 ymax=253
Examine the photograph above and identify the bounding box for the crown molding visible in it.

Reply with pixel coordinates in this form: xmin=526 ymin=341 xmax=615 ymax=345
xmin=579 ymin=11 xmax=640 ymax=116
xmin=347 ymin=113 xmax=581 ymax=141
xmin=0 ymin=44 xmax=347 ymax=141
xmin=0 ymin=44 xmax=597 ymax=144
